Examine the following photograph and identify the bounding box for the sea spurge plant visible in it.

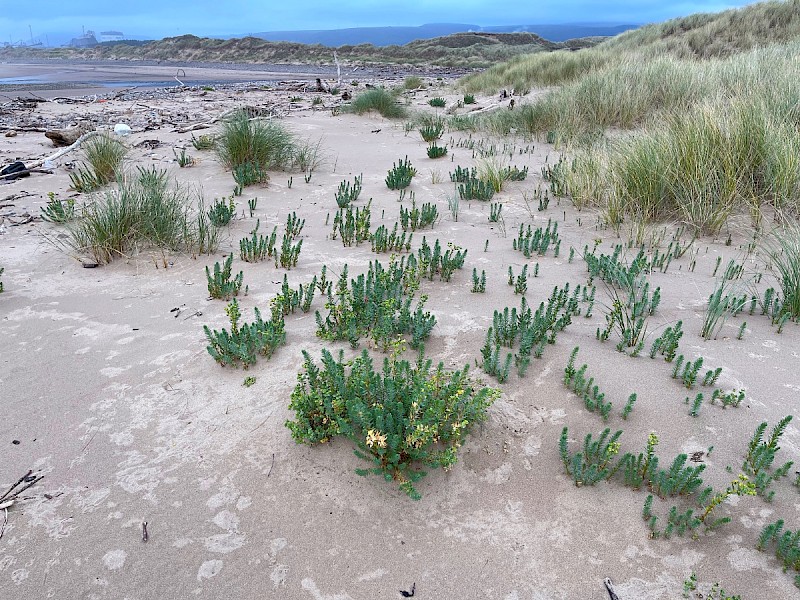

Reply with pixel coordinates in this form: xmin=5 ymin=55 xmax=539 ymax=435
xmin=482 ymin=284 xmax=582 ymax=380
xmin=501 ymin=165 xmax=528 ymax=181
xmin=426 ymin=145 xmax=447 ymax=159
xmin=649 ymin=321 xmax=683 ymax=361
xmin=335 ymin=175 xmax=363 ymax=208
xmin=284 ymin=211 xmax=305 ymax=239
xmin=239 ymin=222 xmax=278 ymax=263
xmin=386 ymin=157 xmax=417 ymax=190
xmin=513 ymin=220 xmax=560 ymax=258
xmin=449 ymin=165 xmax=476 ymax=183
xmin=743 ymin=416 xmax=794 ymax=501
xmin=417 ymin=237 xmax=467 ymax=282
xmin=285 ymin=347 xmax=500 ymax=499
xmin=371 ymin=223 xmax=413 ymax=253
xmin=757 ymin=519 xmax=800 ymax=587
xmin=645 ymin=474 xmax=755 ymax=539
xmin=206 ymin=254 xmax=245 ymax=300
xmin=332 ymin=201 xmax=372 ymax=246
xmin=471 ymin=268 xmax=486 ymax=293
xmin=277 ymin=235 xmax=303 ymax=269
xmin=458 ymin=176 xmax=495 ymax=201
xmin=208 ymin=196 xmax=236 ymax=226
xmin=560 ymin=427 xmax=623 ymax=486
xmin=419 ymin=120 xmax=444 ymax=143
xmin=315 ymin=258 xmax=435 ymax=351
xmin=563 ymin=347 xmax=613 ymax=421
xmin=400 ymin=200 xmax=438 ymax=231
xmin=203 ymin=299 xmax=286 ymax=368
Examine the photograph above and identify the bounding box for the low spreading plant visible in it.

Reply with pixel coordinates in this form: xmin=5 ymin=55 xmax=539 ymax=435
xmin=271 ymin=274 xmax=316 ymax=316
xmin=191 ymin=134 xmax=215 ymax=150
xmin=233 ymin=161 xmax=269 ymax=187
xmin=203 ymin=299 xmax=285 ymax=368
xmin=559 ymin=427 xmax=623 ymax=486
xmin=284 ymin=211 xmax=305 ymax=239
xmin=644 ymin=475 xmax=755 ymax=539
xmin=417 ymin=237 xmax=467 ymax=282
xmin=649 ymin=321 xmax=683 ymax=361
xmin=276 ymin=235 xmax=303 ymax=269
xmin=489 ymin=202 xmax=503 ymax=223
xmin=502 ymin=165 xmax=528 ymax=181
xmin=428 ymin=97 xmax=446 ymax=108
xmin=463 ymin=94 xmax=477 ymax=105
xmin=508 ymin=265 xmax=528 ymax=296
xmin=285 ymin=345 xmax=500 ymax=499
xmin=40 ymin=192 xmax=76 ymax=223
xmin=563 ymin=347 xmax=613 ymax=421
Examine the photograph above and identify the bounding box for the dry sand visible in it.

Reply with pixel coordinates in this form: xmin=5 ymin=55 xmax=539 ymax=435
xmin=0 ymin=75 xmax=799 ymax=600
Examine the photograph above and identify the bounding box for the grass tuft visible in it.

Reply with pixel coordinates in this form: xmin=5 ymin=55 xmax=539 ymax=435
xmin=346 ymin=88 xmax=407 ymax=119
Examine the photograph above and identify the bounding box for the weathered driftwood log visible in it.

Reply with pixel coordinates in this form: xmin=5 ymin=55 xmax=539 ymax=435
xmin=44 ymin=124 xmax=96 ymax=147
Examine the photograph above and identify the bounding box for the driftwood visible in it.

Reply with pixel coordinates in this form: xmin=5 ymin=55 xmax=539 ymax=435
xmin=45 ymin=124 xmax=96 ymax=147
xmin=468 ymin=103 xmax=500 ymax=114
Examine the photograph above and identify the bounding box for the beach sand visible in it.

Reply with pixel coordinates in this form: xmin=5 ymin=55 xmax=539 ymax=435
xmin=0 ymin=77 xmax=798 ymax=599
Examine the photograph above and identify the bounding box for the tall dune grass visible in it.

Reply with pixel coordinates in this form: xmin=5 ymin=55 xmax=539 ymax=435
xmin=566 ymin=97 xmax=800 ymax=234
xmin=346 ymin=88 xmax=407 ymax=119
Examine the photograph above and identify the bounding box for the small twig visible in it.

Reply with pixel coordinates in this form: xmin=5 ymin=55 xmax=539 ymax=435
xmin=604 ymin=578 xmax=620 ymax=600
xmin=0 ymin=470 xmax=32 ymax=503
xmin=267 ymin=453 xmax=275 ymax=478
xmin=142 ymin=522 xmax=149 ymax=542
xmin=0 ymin=508 xmax=8 ymax=541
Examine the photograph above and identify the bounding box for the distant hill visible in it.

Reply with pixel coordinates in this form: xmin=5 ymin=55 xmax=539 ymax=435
xmin=234 ymin=23 xmax=637 ymax=46
xmin=0 ymin=31 xmax=607 ymax=68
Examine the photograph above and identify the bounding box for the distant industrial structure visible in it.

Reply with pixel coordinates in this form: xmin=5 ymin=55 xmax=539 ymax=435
xmin=69 ymin=29 xmax=98 ymax=47
xmin=99 ymin=31 xmax=125 ymax=43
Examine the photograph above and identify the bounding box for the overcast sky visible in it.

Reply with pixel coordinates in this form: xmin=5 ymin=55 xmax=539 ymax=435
xmin=3 ymin=1 xmax=757 ymax=41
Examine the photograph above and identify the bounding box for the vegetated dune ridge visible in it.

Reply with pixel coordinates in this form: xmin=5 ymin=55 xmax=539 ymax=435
xmin=0 ymin=31 xmax=602 ymax=68
xmin=0 ymin=75 xmax=799 ymax=598
xmin=458 ymin=0 xmax=800 ymax=251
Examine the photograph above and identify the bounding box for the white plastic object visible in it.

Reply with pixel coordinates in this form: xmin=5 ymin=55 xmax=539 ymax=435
xmin=113 ymin=124 xmax=132 ymax=136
